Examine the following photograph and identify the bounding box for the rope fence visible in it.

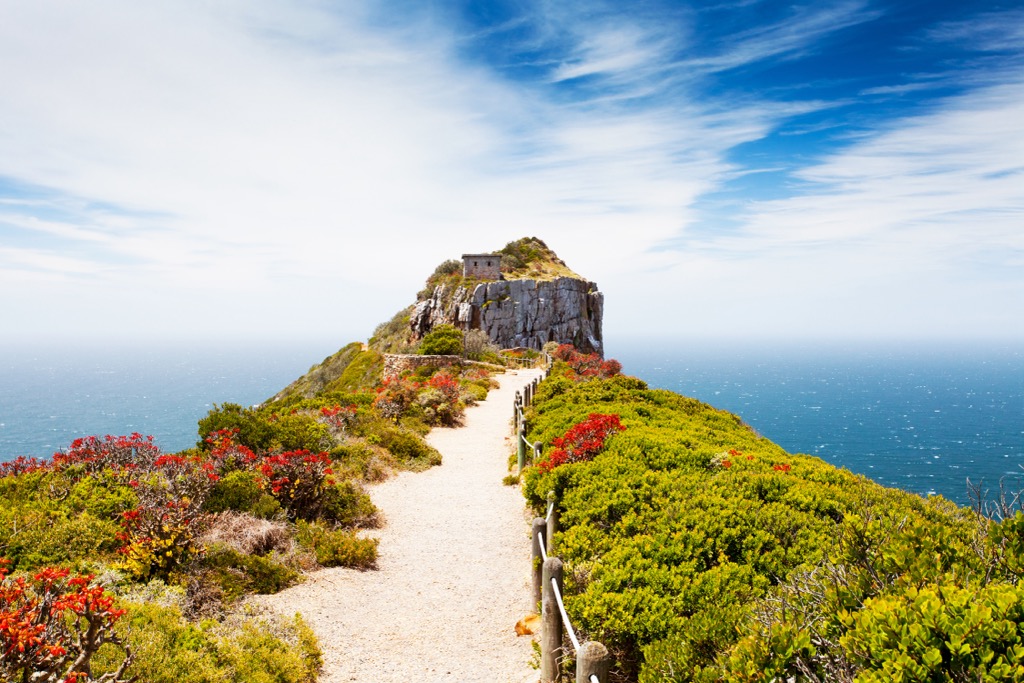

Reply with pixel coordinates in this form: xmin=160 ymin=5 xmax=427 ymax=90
xmin=515 ymin=357 xmax=610 ymax=683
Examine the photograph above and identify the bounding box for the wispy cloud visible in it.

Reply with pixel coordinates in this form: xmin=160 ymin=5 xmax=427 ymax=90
xmin=925 ymin=9 xmax=1024 ymax=53
xmin=681 ymin=1 xmax=880 ymax=74
xmin=0 ymin=0 xmax=1019 ymax=342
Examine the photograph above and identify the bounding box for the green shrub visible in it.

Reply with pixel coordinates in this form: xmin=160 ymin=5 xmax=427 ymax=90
xmin=418 ymin=324 xmax=464 ymax=356
xmin=376 ymin=424 xmax=442 ymax=466
xmin=461 ymin=383 xmax=488 ymax=405
xmin=202 ymin=544 xmax=300 ymax=597
xmin=251 ymin=494 xmax=284 ymax=520
xmin=319 ymin=480 xmax=378 ymax=527
xmin=204 ymin=470 xmax=264 ymax=513
xmin=268 ymin=413 xmax=330 ymax=452
xmin=110 ymin=601 xmax=319 ymax=683
xmin=840 ymin=581 xmax=1024 ymax=681
xmin=198 ymin=403 xmax=275 ymax=452
xmin=295 ymin=520 xmax=378 ymax=569
xmin=521 ymin=368 xmax=999 ymax=682
xmin=0 ymin=508 xmax=121 ymax=571
xmin=65 ymin=468 xmax=138 ymax=518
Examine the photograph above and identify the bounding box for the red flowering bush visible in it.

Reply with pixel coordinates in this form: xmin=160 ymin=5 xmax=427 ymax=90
xmin=373 ymin=377 xmax=419 ymax=423
xmin=318 ymin=404 xmax=357 ymax=434
xmin=538 ymin=413 xmax=625 ymax=473
xmin=417 ymin=372 xmax=463 ymax=426
xmin=116 ymin=453 xmax=218 ymax=580
xmin=257 ymin=450 xmax=335 ymax=521
xmin=773 ymin=463 xmax=792 ymax=473
xmin=0 ymin=559 xmax=132 ymax=682
xmin=204 ymin=428 xmax=259 ymax=473
xmin=0 ymin=456 xmax=48 ymax=478
xmin=52 ymin=433 xmax=160 ymax=478
xmin=551 ymin=344 xmax=622 ymax=380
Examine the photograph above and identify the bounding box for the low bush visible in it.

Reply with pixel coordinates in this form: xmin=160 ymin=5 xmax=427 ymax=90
xmin=319 ymin=480 xmax=379 ymax=528
xmin=204 ymin=469 xmax=264 ymax=514
xmin=522 ymin=355 xmax=1015 ymax=682
xmin=202 ymin=544 xmax=300 ymax=598
xmin=295 ymin=520 xmax=378 ymax=569
xmin=112 ymin=600 xmax=320 ymax=683
xmin=460 ymin=383 xmax=488 ymax=405
xmin=418 ymin=325 xmax=464 ymax=356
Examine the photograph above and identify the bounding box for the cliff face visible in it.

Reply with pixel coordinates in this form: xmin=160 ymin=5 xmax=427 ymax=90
xmin=410 ymin=276 xmax=604 ymax=355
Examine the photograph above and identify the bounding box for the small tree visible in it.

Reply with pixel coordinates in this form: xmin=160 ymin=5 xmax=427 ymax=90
xmin=419 ymin=325 xmax=464 ymax=356
xmin=0 ymin=560 xmax=133 ymax=683
xmin=463 ymin=329 xmax=496 ymax=360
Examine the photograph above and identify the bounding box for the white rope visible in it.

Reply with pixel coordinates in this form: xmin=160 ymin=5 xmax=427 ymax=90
xmin=590 ymin=675 xmax=600 ymax=683
xmin=550 ymin=577 xmax=582 ymax=653
xmin=545 ymin=500 xmax=554 ymax=522
xmin=538 ymin=532 xmax=547 ymax=562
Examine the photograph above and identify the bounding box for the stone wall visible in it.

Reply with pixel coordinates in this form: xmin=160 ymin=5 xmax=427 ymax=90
xmin=382 ymin=354 xmax=464 ymax=380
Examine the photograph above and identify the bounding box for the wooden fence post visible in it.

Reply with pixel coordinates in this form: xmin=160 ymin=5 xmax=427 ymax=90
xmin=541 ymin=557 xmax=564 ymax=683
xmin=546 ymin=490 xmax=558 ymax=556
xmin=532 ymin=517 xmax=546 ymax=608
xmin=533 ymin=441 xmax=543 ymax=465
xmin=517 ymin=425 xmax=527 ymax=474
xmin=576 ymin=641 xmax=610 ymax=683
xmin=514 ymin=392 xmax=522 ymax=430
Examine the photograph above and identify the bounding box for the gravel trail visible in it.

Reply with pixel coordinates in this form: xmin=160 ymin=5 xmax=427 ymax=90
xmin=259 ymin=369 xmax=543 ymax=683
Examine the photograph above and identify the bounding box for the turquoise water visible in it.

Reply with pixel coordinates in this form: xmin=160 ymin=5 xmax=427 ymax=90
xmin=2 ymin=339 xmax=1021 ymax=507
xmin=0 ymin=341 xmax=334 ymax=459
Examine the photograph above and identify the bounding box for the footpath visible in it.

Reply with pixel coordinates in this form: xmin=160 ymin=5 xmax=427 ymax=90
xmin=260 ymin=368 xmax=544 ymax=683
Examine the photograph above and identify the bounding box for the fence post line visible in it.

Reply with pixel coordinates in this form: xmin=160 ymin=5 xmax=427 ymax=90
xmin=546 ymin=490 xmax=559 ymax=557
xmin=517 ymin=425 xmax=527 ymax=474
xmin=576 ymin=641 xmax=610 ymax=683
xmin=531 ymin=517 xmax=546 ymax=608
xmin=514 ymin=392 xmax=522 ymax=431
xmin=541 ymin=557 xmax=564 ymax=683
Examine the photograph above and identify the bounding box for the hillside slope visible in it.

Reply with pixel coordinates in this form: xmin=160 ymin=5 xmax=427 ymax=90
xmin=522 ymin=360 xmax=1021 ymax=682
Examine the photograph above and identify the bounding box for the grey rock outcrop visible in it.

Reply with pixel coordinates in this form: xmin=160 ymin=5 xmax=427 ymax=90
xmin=410 ymin=277 xmax=604 ymax=355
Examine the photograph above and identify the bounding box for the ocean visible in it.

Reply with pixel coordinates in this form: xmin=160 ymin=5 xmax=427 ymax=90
xmin=0 ymin=341 xmax=335 ymax=460
xmin=1 ymin=339 xmax=1021 ymax=507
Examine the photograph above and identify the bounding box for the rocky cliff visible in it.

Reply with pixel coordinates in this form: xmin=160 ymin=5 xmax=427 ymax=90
xmin=410 ymin=276 xmax=604 ymax=355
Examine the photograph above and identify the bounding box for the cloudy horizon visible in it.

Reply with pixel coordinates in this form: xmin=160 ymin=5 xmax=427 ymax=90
xmin=2 ymin=0 xmax=1021 ymax=346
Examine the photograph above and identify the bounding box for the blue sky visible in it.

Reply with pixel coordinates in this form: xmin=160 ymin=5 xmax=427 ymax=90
xmin=1 ymin=0 xmax=1021 ymax=345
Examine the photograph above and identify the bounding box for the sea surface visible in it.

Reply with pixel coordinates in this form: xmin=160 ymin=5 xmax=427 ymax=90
xmin=1 ymin=339 xmax=1021 ymax=507
xmin=613 ymin=340 xmax=1023 ymax=507
xmin=0 ymin=341 xmax=335 ymax=460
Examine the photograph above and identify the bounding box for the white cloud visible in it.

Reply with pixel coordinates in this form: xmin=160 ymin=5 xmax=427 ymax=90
xmin=652 ymin=80 xmax=1024 ymax=340
xmin=0 ymin=0 xmax=1019 ymax=344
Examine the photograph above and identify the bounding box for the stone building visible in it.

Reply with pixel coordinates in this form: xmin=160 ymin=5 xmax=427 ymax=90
xmin=462 ymin=253 xmax=501 ymax=280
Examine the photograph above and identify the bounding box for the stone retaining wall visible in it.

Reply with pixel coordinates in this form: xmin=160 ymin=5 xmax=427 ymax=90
xmin=383 ymin=354 xmax=463 ymax=380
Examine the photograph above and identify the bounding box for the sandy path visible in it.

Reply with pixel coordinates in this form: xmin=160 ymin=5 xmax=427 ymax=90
xmin=259 ymin=369 xmax=543 ymax=683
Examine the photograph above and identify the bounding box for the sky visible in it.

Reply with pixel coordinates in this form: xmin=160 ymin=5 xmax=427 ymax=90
xmin=1 ymin=0 xmax=1022 ymax=348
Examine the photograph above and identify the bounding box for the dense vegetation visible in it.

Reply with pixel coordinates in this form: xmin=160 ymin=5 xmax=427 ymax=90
xmin=496 ymin=236 xmax=580 ymax=280
xmin=0 ymin=339 xmax=503 ymax=682
xmin=523 ymin=355 xmax=1024 ymax=682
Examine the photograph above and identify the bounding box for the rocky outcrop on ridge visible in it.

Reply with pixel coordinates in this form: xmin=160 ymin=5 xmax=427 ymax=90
xmin=410 ymin=276 xmax=604 ymax=355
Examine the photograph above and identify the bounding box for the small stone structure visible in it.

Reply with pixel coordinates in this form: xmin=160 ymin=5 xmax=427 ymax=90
xmin=462 ymin=253 xmax=501 ymax=280
xmin=383 ymin=354 xmax=463 ymax=380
